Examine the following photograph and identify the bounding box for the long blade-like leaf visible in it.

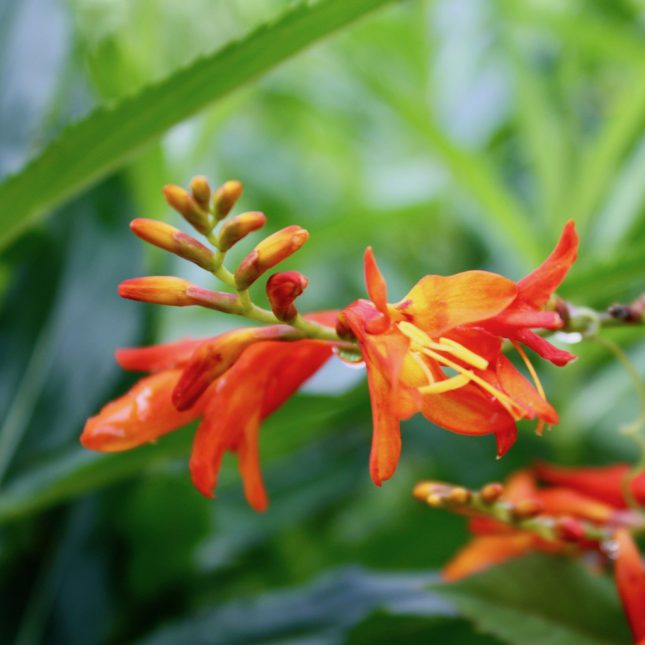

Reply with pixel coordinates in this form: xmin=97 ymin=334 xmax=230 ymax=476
xmin=0 ymin=0 xmax=395 ymax=250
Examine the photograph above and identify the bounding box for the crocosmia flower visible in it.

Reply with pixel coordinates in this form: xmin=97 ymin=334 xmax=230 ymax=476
xmin=338 ymin=221 xmax=578 ymax=486
xmin=82 ymin=313 xmax=337 ymax=511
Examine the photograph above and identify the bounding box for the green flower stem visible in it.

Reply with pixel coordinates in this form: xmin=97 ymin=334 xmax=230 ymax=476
xmin=414 ymin=481 xmax=616 ymax=545
xmin=206 ymin=229 xmax=349 ymax=344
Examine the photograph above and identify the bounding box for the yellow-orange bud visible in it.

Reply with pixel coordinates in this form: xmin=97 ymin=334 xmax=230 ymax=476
xmin=163 ymin=184 xmax=211 ymax=234
xmin=511 ymin=499 xmax=544 ymax=520
xmin=266 ymin=271 xmax=308 ymax=322
xmin=413 ymin=481 xmax=437 ymax=501
xmin=213 ymin=180 xmax=243 ymax=220
xmin=130 ymin=219 xmax=215 ymax=270
xmin=235 ymin=225 xmax=309 ymax=290
xmin=119 ymin=277 xmax=194 ymax=306
xmin=119 ymin=277 xmax=239 ymax=314
xmin=190 ymin=176 xmax=211 ymax=209
xmin=172 ymin=324 xmax=302 ymax=410
xmin=479 ymin=482 xmax=504 ymax=504
xmin=447 ymin=487 xmax=471 ymax=505
xmin=219 ymin=211 xmax=267 ymax=251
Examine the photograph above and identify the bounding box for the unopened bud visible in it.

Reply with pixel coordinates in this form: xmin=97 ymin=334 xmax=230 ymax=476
xmin=479 ymin=482 xmax=504 ymax=504
xmin=235 ymin=225 xmax=309 ymax=290
xmin=426 ymin=493 xmax=445 ymax=508
xmin=119 ymin=277 xmax=194 ymax=306
xmin=413 ymin=481 xmax=437 ymax=501
xmin=447 ymin=487 xmax=471 ymax=505
xmin=190 ymin=176 xmax=211 ymax=209
xmin=511 ymin=499 xmax=544 ymax=520
xmin=556 ymin=516 xmax=586 ymax=543
xmin=266 ymin=271 xmax=308 ymax=322
xmin=213 ymin=180 xmax=243 ymax=220
xmin=130 ymin=219 xmax=215 ymax=270
xmin=219 ymin=211 xmax=267 ymax=251
xmin=163 ymin=184 xmax=211 ymax=234
xmin=173 ymin=324 xmax=301 ymax=410
xmin=185 ymin=286 xmax=241 ymax=314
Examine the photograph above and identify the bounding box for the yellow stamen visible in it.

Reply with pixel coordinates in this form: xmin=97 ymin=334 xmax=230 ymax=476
xmin=436 ymin=337 xmax=489 ymax=370
xmin=397 ymin=322 xmax=489 ymax=370
xmin=419 ymin=372 xmax=472 ymax=394
xmin=410 ymin=350 xmax=436 ymax=385
xmin=512 ymin=341 xmax=546 ymax=400
xmin=398 ymin=321 xmax=432 ymax=346
xmin=397 ymin=321 xmax=522 ymax=419
xmin=420 ymin=346 xmax=524 ymax=421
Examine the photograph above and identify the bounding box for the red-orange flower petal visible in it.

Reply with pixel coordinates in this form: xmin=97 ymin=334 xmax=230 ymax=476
xmin=420 ymin=382 xmax=517 ymax=458
xmin=115 ymin=338 xmax=203 ymax=372
xmin=342 ymin=300 xmax=409 ymax=485
xmin=535 ymin=462 xmax=645 ymax=508
xmin=81 ymin=370 xmax=206 ymax=451
xmin=173 ymin=325 xmax=301 ymax=411
xmin=513 ymin=329 xmax=576 ymax=367
xmin=364 ymin=247 xmax=389 ymax=317
xmin=495 ymin=354 xmax=558 ymax=424
xmin=442 ymin=533 xmax=540 ymax=581
xmin=537 ymin=488 xmax=615 ymax=523
xmin=395 ymin=271 xmax=517 ymax=337
xmin=516 ymin=220 xmax=579 ymax=309
xmin=614 ymin=529 xmax=645 ymax=643
xmin=189 ymin=339 xmax=334 ymax=509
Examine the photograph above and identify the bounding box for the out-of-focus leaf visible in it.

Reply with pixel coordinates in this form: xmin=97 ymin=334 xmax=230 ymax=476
xmin=431 ymin=553 xmax=631 ymax=645
xmin=348 ymin=614 xmax=500 ymax=644
xmin=559 ymin=243 xmax=645 ymax=305
xmin=139 ymin=567 xmax=452 ymax=645
xmin=0 ymin=391 xmax=365 ymax=526
xmin=0 ymin=0 xmax=397 ymax=250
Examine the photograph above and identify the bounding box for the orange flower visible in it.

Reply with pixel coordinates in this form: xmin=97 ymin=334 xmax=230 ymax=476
xmin=443 ymin=463 xmax=643 ymax=574
xmin=82 ymin=313 xmax=338 ymax=510
xmin=338 ymin=223 xmax=578 ymax=486
xmin=615 ymin=529 xmax=645 ymax=644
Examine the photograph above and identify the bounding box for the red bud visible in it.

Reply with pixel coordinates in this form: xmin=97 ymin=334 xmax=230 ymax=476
xmin=266 ymin=271 xmax=308 ymax=322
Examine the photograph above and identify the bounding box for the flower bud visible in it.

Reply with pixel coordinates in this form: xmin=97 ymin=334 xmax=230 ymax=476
xmin=172 ymin=325 xmax=301 ymax=410
xmin=119 ymin=277 xmax=194 ymax=306
xmin=556 ymin=516 xmax=586 ymax=543
xmin=235 ymin=225 xmax=309 ymax=290
xmin=479 ymin=482 xmax=504 ymax=504
xmin=119 ymin=277 xmax=240 ymax=314
xmin=185 ymin=285 xmax=241 ymax=314
xmin=163 ymin=184 xmax=211 ymax=234
xmin=447 ymin=487 xmax=471 ymax=505
xmin=413 ymin=481 xmax=437 ymax=501
xmin=266 ymin=271 xmax=308 ymax=322
xmin=213 ymin=180 xmax=243 ymax=220
xmin=190 ymin=175 xmax=211 ymax=209
xmin=511 ymin=499 xmax=544 ymax=520
xmin=219 ymin=211 xmax=267 ymax=251
xmin=130 ymin=219 xmax=215 ymax=270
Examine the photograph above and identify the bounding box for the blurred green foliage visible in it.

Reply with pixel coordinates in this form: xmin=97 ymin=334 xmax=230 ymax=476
xmin=0 ymin=0 xmax=643 ymax=643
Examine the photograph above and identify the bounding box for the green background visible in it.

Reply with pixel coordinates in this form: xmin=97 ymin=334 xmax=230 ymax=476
xmin=0 ymin=0 xmax=643 ymax=642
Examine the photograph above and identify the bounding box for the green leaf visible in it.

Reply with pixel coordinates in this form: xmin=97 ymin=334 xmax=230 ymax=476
xmin=431 ymin=553 xmax=631 ymax=645
xmin=0 ymin=0 xmax=396 ymax=250
xmin=139 ymin=567 xmax=451 ymax=645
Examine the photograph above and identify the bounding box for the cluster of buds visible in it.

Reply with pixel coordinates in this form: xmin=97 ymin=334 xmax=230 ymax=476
xmin=414 ymin=466 xmax=645 ymax=642
xmin=121 ymin=176 xmax=333 ymax=339
xmin=412 ymin=479 xmax=610 ymax=543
